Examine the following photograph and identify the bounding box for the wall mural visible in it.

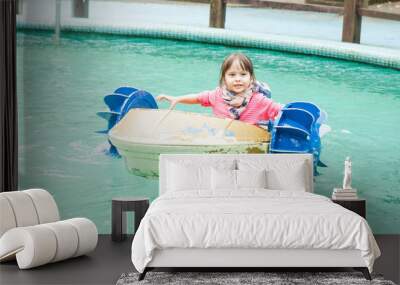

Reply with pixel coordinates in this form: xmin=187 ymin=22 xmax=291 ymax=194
xmin=17 ymin=11 xmax=400 ymax=235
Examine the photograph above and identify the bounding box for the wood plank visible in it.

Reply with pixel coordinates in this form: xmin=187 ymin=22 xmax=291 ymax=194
xmin=228 ymin=0 xmax=343 ymax=13
xmin=359 ymin=8 xmax=400 ymax=21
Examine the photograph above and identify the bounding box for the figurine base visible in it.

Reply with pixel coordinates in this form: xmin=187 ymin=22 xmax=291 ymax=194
xmin=332 ymin=188 xmax=358 ymax=200
xmin=334 ymin=188 xmax=357 ymax=192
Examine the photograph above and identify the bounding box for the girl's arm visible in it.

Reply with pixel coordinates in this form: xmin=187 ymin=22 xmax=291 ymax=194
xmin=156 ymin=94 xmax=200 ymax=110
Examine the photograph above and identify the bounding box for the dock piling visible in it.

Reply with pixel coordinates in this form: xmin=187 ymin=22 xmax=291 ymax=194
xmin=342 ymin=0 xmax=363 ymax=43
xmin=209 ymin=0 xmax=227 ymax=28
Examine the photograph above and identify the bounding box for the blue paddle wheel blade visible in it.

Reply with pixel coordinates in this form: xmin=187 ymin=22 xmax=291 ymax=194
xmin=119 ymin=90 xmax=158 ymax=118
xmin=96 ymin=111 xmax=120 ymax=121
xmin=106 ymin=143 xmax=121 ymax=158
xmin=277 ymin=108 xmax=314 ymax=135
xmin=104 ymin=94 xmax=129 ymax=113
xmin=285 ymin=102 xmax=320 ymax=121
xmin=97 ymin=110 xmax=119 ymax=127
xmin=95 ymin=130 xmax=109 ymax=134
xmin=98 ymin=111 xmax=119 ymax=132
xmin=270 ymin=126 xmax=311 ymax=153
xmin=113 ymin=86 xmax=138 ymax=96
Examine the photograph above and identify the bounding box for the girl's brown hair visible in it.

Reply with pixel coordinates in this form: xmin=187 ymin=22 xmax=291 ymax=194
xmin=219 ymin=53 xmax=256 ymax=86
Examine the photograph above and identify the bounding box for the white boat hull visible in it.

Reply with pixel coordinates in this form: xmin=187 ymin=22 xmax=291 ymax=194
xmin=118 ymin=142 xmax=268 ymax=178
xmin=109 ymin=109 xmax=270 ymax=178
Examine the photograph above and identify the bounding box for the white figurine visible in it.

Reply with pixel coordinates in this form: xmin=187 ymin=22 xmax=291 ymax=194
xmin=342 ymin=157 xmax=352 ymax=190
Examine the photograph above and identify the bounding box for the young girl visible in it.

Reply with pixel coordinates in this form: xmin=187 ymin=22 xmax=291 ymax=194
xmin=156 ymin=53 xmax=282 ymax=125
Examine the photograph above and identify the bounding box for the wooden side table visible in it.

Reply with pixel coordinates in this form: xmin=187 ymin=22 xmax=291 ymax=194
xmin=112 ymin=197 xmax=149 ymax=242
xmin=332 ymin=198 xmax=366 ymax=218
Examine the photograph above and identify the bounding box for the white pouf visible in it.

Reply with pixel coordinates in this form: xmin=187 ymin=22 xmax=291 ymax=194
xmin=0 ymin=189 xmax=98 ymax=269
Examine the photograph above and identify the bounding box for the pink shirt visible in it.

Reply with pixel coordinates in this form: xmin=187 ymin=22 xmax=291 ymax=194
xmin=197 ymin=87 xmax=282 ymax=125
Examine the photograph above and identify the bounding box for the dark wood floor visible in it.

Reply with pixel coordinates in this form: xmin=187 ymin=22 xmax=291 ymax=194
xmin=0 ymin=235 xmax=134 ymax=285
xmin=1 ymin=235 xmax=399 ymax=285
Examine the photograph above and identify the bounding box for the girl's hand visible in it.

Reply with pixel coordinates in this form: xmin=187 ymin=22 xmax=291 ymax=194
xmin=156 ymin=94 xmax=178 ymax=110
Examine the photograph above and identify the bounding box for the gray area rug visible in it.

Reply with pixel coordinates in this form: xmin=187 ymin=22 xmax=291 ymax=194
xmin=116 ymin=271 xmax=396 ymax=285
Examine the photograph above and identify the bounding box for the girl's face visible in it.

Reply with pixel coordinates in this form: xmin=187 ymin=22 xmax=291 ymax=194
xmin=223 ymin=60 xmax=253 ymax=95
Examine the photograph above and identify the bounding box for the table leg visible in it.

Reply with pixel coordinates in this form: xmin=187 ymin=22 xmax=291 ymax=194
xmin=112 ymin=201 xmax=126 ymax=241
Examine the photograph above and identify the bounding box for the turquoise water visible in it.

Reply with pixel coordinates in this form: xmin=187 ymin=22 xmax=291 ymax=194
xmin=17 ymin=30 xmax=400 ymax=234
